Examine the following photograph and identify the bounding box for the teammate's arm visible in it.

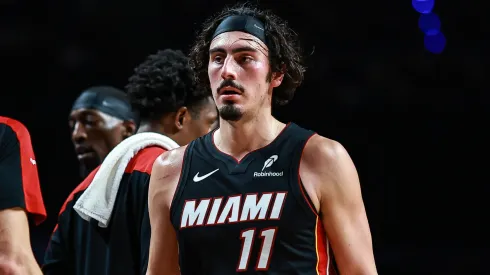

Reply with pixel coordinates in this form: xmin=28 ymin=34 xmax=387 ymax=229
xmin=0 ymin=120 xmax=45 ymax=275
xmin=146 ymin=149 xmax=184 ymax=275
xmin=0 ymin=208 xmax=42 ymax=274
xmin=301 ymin=135 xmax=378 ymax=275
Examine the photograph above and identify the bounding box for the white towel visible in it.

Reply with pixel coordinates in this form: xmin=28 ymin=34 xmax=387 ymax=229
xmin=73 ymin=132 xmax=179 ymax=228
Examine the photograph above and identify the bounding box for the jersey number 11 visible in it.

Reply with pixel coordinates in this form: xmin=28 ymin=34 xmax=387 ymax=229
xmin=237 ymin=227 xmax=278 ymax=271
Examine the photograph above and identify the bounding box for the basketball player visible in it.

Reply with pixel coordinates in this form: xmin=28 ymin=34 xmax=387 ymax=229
xmin=146 ymin=4 xmax=378 ymax=275
xmin=69 ymin=86 xmax=138 ymax=178
xmin=43 ymin=49 xmax=217 ymax=275
xmin=0 ymin=117 xmax=46 ymax=274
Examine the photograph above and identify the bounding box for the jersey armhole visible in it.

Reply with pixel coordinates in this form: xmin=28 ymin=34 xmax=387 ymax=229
xmin=169 ymin=143 xmax=193 ymax=220
xmin=295 ymin=132 xmax=340 ymax=275
xmin=291 ymin=133 xmax=319 ymax=217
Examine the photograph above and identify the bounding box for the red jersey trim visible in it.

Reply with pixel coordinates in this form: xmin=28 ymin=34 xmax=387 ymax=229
xmin=315 ymin=217 xmax=330 ymax=274
xmin=0 ymin=117 xmax=46 ymax=225
xmin=53 ymin=146 xmax=166 ymax=232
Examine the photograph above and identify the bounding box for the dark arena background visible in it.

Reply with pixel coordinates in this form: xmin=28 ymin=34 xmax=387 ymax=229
xmin=1 ymin=0 xmax=487 ymax=274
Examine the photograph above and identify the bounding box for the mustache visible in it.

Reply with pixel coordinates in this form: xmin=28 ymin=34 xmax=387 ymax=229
xmin=217 ymin=79 xmax=245 ymax=94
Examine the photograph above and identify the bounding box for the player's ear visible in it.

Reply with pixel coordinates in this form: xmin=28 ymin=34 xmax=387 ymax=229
xmin=121 ymin=120 xmax=136 ymax=138
xmin=174 ymin=106 xmax=190 ymax=130
xmin=270 ymin=64 xmax=286 ymax=88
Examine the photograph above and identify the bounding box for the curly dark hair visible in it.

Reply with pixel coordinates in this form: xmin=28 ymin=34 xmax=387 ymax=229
xmin=126 ymin=49 xmax=211 ymax=121
xmin=189 ymin=3 xmax=305 ymax=106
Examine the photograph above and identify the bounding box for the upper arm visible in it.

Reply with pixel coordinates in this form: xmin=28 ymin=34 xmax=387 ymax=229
xmin=0 ymin=119 xmax=46 ymax=225
xmin=301 ymin=135 xmax=377 ymax=274
xmin=0 ymin=208 xmax=42 ymax=274
xmin=146 ymin=147 xmax=186 ymax=275
xmin=0 ymin=207 xmax=33 ymax=258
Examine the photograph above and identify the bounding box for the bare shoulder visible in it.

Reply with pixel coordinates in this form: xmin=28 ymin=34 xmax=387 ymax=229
xmin=300 ymin=135 xmax=359 ymax=204
xmin=302 ymin=134 xmax=352 ymax=170
xmin=153 ymin=145 xmax=188 ymax=175
xmin=149 ymin=145 xmax=188 ymax=210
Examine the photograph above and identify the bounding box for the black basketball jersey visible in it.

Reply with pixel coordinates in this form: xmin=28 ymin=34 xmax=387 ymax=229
xmin=171 ymin=123 xmax=337 ymax=275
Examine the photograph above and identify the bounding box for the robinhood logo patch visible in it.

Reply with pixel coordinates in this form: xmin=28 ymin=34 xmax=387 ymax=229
xmin=254 ymin=155 xmax=283 ymax=177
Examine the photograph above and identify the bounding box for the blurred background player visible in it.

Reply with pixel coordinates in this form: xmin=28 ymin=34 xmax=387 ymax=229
xmin=69 ymin=86 xmax=138 ymax=179
xmin=130 ymin=51 xmax=218 ymax=140
xmin=43 ymin=49 xmax=218 ymax=275
xmin=0 ymin=116 xmax=46 ymax=274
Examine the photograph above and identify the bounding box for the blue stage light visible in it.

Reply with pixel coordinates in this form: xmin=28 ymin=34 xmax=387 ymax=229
xmin=412 ymin=0 xmax=435 ymax=14
xmin=424 ymin=32 xmax=446 ymax=54
xmin=418 ymin=13 xmax=441 ymax=35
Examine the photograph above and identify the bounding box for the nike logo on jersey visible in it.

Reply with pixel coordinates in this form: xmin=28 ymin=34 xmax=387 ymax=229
xmin=193 ymin=168 xmax=219 ymax=182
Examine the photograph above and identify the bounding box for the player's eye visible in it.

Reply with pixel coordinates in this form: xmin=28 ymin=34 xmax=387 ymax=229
xmin=212 ymin=55 xmax=224 ymax=64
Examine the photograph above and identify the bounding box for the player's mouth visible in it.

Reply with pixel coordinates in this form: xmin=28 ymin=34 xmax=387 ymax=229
xmin=219 ymin=87 xmax=243 ymax=100
xmin=77 ymin=152 xmax=97 ymax=160
xmin=75 ymin=146 xmax=97 ymax=160
xmin=218 ymin=86 xmax=242 ymax=96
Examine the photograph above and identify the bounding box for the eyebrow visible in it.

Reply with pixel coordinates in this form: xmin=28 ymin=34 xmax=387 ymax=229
xmin=209 ymin=46 xmax=259 ymax=55
xmin=68 ymin=109 xmax=99 ymax=120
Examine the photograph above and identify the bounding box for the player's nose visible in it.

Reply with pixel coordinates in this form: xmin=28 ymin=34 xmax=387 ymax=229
xmin=220 ymin=57 xmax=238 ymax=80
xmin=71 ymin=122 xmax=87 ymax=144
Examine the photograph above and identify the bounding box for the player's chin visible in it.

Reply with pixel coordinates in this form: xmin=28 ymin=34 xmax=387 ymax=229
xmin=218 ymin=101 xmax=242 ymax=110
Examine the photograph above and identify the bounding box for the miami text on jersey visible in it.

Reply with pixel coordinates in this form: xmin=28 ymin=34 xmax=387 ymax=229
xmin=180 ymin=192 xmax=288 ymax=229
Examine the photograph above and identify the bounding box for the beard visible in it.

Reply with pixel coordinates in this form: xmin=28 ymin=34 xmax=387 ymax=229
xmin=219 ymin=103 xmax=243 ymax=121
xmin=217 ymin=79 xmax=246 ymax=121
xmin=78 ymin=155 xmax=101 ymax=179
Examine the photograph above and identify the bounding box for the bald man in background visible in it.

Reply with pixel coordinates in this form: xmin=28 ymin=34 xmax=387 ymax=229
xmin=31 ymin=87 xmax=138 ymax=263
xmin=68 ymin=86 xmax=138 ymax=178
xmin=44 ymin=49 xmax=217 ymax=275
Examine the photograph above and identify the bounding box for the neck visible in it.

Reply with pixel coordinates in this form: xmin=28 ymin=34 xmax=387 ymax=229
xmin=137 ymin=120 xmax=182 ymax=146
xmin=137 ymin=121 xmax=163 ymax=134
xmin=214 ymin=112 xmax=285 ymax=161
